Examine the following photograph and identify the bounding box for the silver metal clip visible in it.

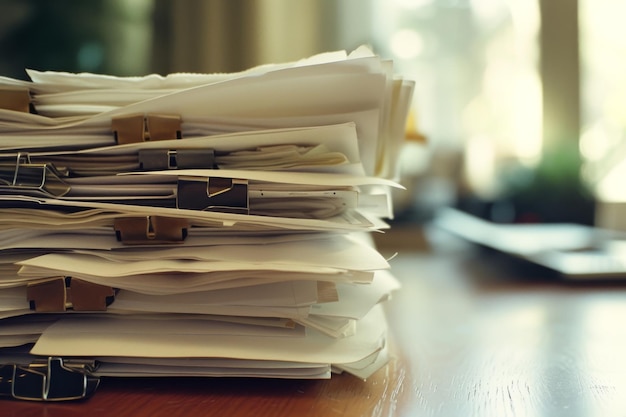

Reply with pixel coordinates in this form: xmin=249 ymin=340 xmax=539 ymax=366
xmin=0 ymin=152 xmax=70 ymax=197
xmin=0 ymin=357 xmax=99 ymax=401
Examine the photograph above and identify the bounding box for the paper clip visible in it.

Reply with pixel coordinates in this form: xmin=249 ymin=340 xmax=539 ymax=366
xmin=0 ymin=357 xmax=100 ymax=401
xmin=138 ymin=148 xmax=215 ymax=170
xmin=26 ymin=277 xmax=116 ymax=312
xmin=0 ymin=86 xmax=32 ymax=113
xmin=112 ymin=114 xmax=182 ymax=145
xmin=0 ymin=153 xmax=70 ymax=197
xmin=114 ymin=215 xmax=189 ymax=244
xmin=177 ymin=177 xmax=249 ymax=214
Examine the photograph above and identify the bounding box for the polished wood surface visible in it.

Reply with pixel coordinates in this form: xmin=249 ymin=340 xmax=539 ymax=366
xmin=4 ymin=226 xmax=626 ymax=416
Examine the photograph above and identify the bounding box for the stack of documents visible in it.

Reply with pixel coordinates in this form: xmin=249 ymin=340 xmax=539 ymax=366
xmin=0 ymin=46 xmax=414 ymax=401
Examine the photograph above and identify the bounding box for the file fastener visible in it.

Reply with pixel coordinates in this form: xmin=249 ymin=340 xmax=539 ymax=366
xmin=114 ymin=215 xmax=189 ymax=244
xmin=112 ymin=114 xmax=182 ymax=145
xmin=0 ymin=154 xmax=70 ymax=198
xmin=138 ymin=148 xmax=215 ymax=170
xmin=27 ymin=277 xmax=116 ymax=312
xmin=0 ymin=87 xmax=31 ymax=113
xmin=0 ymin=357 xmax=100 ymax=401
xmin=178 ymin=177 xmax=249 ymax=213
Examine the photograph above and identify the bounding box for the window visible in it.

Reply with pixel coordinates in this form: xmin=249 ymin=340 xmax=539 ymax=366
xmin=580 ymin=0 xmax=626 ymax=204
xmin=369 ymin=0 xmax=607 ymax=224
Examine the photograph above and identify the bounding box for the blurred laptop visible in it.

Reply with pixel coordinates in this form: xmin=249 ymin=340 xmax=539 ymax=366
xmin=433 ymin=207 xmax=626 ymax=279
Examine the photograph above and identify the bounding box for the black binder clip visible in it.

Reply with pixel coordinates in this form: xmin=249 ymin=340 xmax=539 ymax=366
xmin=0 ymin=357 xmax=100 ymax=401
xmin=0 ymin=86 xmax=32 ymax=113
xmin=178 ymin=177 xmax=249 ymax=214
xmin=138 ymin=148 xmax=215 ymax=170
xmin=114 ymin=215 xmax=189 ymax=244
xmin=112 ymin=113 xmax=182 ymax=145
xmin=27 ymin=277 xmax=116 ymax=312
xmin=0 ymin=153 xmax=70 ymax=198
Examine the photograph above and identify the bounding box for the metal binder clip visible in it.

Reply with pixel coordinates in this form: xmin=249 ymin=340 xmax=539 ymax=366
xmin=114 ymin=215 xmax=189 ymax=244
xmin=0 ymin=86 xmax=32 ymax=113
xmin=27 ymin=277 xmax=116 ymax=312
xmin=138 ymin=148 xmax=215 ymax=170
xmin=0 ymin=153 xmax=70 ymax=198
xmin=112 ymin=114 xmax=182 ymax=145
xmin=177 ymin=177 xmax=249 ymax=214
xmin=0 ymin=357 xmax=99 ymax=401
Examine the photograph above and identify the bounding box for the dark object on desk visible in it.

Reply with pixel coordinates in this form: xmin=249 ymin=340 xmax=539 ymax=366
xmin=433 ymin=207 xmax=626 ymax=280
xmin=459 ymin=145 xmax=595 ymax=226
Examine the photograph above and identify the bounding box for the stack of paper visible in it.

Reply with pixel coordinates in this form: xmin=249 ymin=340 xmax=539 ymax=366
xmin=0 ymin=46 xmax=413 ymax=395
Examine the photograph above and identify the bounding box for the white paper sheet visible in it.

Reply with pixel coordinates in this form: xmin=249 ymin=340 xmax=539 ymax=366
xmin=30 ymin=304 xmax=388 ymax=372
xmin=2 ymin=56 xmax=389 ymax=175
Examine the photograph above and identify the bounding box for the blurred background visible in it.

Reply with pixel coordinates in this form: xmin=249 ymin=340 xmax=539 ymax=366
xmin=0 ymin=0 xmax=624 ymax=229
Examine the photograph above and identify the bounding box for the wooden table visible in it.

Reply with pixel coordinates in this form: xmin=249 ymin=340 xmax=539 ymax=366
xmin=4 ymin=225 xmax=626 ymax=416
